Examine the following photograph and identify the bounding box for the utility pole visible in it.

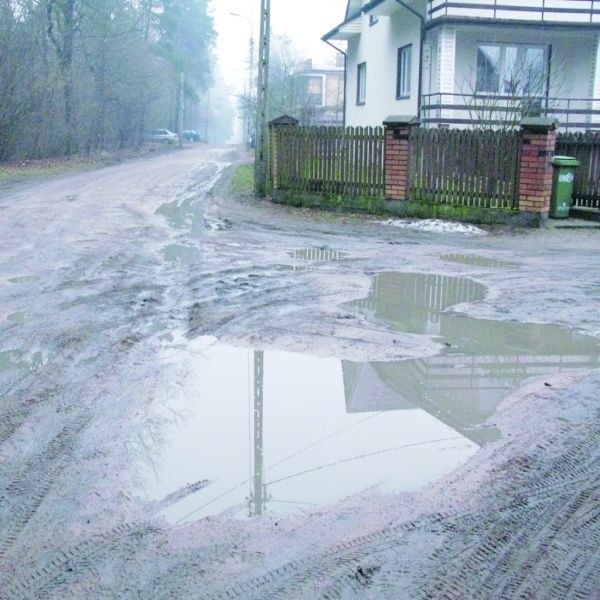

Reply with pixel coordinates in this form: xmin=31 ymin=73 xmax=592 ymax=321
xmin=178 ymin=71 xmax=184 ymax=148
xmin=255 ymin=0 xmax=270 ymax=196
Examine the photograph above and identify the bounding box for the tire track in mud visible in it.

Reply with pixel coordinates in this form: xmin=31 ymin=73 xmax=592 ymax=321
xmin=1 ymin=523 xmax=162 ymax=600
xmin=186 ymin=267 xmax=314 ymax=337
xmin=419 ymin=420 xmax=600 ymax=600
xmin=423 ymin=486 xmax=599 ymax=600
xmin=0 ymin=386 xmax=65 ymax=449
xmin=0 ymin=408 xmax=29 ymax=448
xmin=193 ymin=418 xmax=599 ymax=600
xmin=0 ymin=413 xmax=90 ymax=567
xmin=187 ymin=514 xmax=451 ymax=600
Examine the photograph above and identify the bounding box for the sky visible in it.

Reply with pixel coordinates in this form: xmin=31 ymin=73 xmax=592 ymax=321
xmin=212 ymin=0 xmax=347 ymax=95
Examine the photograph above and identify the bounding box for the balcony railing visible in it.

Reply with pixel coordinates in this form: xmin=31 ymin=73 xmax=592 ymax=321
xmin=427 ymin=0 xmax=600 ymax=23
xmin=421 ymin=93 xmax=600 ymax=130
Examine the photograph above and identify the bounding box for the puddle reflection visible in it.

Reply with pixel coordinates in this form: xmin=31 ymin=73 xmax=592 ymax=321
xmin=143 ymin=343 xmax=475 ymax=522
xmin=289 ymin=248 xmax=348 ymax=262
xmin=442 ymin=254 xmax=519 ymax=268
xmin=289 ymin=248 xmax=348 ymax=271
xmin=347 ymin=273 xmax=599 ymax=445
xmin=142 ymin=273 xmax=599 ymax=522
xmin=0 ymin=349 xmax=45 ymax=373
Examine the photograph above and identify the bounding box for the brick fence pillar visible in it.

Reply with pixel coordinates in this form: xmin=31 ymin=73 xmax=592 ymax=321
xmin=268 ymin=115 xmax=299 ymax=191
xmin=518 ymin=118 xmax=559 ymax=219
xmin=383 ymin=115 xmax=419 ymax=201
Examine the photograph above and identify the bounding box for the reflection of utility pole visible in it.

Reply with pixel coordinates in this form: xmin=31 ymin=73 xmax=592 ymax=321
xmin=249 ymin=350 xmax=265 ymax=516
xmin=255 ymin=0 xmax=270 ymax=196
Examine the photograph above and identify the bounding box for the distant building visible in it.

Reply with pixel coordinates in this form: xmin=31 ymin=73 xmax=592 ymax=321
xmin=291 ymin=57 xmax=344 ymax=126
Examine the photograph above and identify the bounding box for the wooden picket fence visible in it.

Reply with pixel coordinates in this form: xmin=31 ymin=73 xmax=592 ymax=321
xmin=408 ymin=128 xmax=521 ymax=209
xmin=271 ymin=124 xmax=523 ymax=210
xmin=556 ymin=132 xmax=600 ymax=209
xmin=272 ymin=125 xmax=384 ymax=197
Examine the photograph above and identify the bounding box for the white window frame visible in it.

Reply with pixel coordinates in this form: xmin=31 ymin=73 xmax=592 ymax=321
xmin=396 ymin=44 xmax=412 ymax=99
xmin=357 ymin=62 xmax=367 ymax=105
xmin=475 ymin=42 xmax=548 ymax=97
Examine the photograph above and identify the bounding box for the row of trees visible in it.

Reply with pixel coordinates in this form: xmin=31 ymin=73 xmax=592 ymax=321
xmin=0 ymin=0 xmax=226 ymax=160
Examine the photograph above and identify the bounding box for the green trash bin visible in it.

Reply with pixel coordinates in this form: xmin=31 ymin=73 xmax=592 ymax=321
xmin=550 ymin=156 xmax=579 ymax=218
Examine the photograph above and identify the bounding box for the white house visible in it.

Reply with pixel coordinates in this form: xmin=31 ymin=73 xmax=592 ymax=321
xmin=323 ymin=0 xmax=600 ymax=129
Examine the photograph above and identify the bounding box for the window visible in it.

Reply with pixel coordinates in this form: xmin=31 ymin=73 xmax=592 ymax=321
xmin=357 ymin=62 xmax=367 ymax=104
xmin=369 ymin=14 xmax=379 ymax=26
xmin=476 ymin=44 xmax=547 ymax=95
xmin=306 ymin=76 xmax=324 ymax=106
xmin=396 ymin=44 xmax=412 ymax=98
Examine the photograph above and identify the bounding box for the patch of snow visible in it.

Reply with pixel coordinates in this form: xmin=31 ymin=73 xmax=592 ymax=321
xmin=380 ymin=218 xmax=487 ymax=236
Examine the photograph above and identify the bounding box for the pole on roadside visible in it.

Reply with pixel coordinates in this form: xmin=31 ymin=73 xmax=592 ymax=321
xmin=254 ymin=0 xmax=270 ymax=196
xmin=179 ymin=71 xmax=184 ymax=149
xmin=249 ymin=35 xmax=255 ymax=146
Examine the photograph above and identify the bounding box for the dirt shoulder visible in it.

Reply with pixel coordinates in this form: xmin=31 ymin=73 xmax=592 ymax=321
xmin=0 ymin=144 xmax=185 ymax=193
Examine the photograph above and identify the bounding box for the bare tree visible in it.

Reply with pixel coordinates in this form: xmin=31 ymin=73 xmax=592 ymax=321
xmin=458 ymin=47 xmax=567 ymax=131
xmin=46 ymin=0 xmax=82 ymax=153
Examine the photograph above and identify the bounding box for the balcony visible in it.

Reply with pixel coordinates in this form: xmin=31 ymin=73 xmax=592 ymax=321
xmin=421 ymin=93 xmax=600 ymax=130
xmin=427 ymin=0 xmax=600 ymax=24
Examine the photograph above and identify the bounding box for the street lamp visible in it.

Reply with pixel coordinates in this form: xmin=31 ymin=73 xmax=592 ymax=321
xmin=229 ymin=12 xmax=255 ymax=147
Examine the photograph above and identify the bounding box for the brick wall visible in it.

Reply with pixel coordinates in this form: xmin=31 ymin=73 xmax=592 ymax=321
xmin=518 ymin=124 xmax=558 ymax=214
xmin=382 ymin=117 xmax=559 ymax=219
xmin=383 ymin=117 xmax=417 ymax=201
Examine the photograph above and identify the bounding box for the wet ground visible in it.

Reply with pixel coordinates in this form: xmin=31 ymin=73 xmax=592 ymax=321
xmin=0 ymin=145 xmax=599 ymax=598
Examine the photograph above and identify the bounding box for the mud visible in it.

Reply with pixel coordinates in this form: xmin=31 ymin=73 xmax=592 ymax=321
xmin=0 ymin=145 xmax=599 ymax=599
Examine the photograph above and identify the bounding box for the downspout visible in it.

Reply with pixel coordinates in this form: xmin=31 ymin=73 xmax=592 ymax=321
xmin=324 ymin=39 xmax=347 ymax=127
xmin=393 ymin=0 xmax=426 ymax=120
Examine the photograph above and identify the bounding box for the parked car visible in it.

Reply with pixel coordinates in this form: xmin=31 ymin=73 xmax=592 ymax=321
xmin=183 ymin=129 xmax=203 ymax=142
xmin=147 ymin=129 xmax=179 ymax=143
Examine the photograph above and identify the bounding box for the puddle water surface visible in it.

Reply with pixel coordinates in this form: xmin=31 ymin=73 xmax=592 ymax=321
xmin=0 ymin=349 xmax=45 ymax=373
xmin=442 ymin=254 xmax=519 ymax=269
xmin=141 ymin=341 xmax=478 ymax=522
xmin=8 ymin=276 xmax=40 ymax=284
xmin=7 ymin=312 xmax=27 ymax=325
xmin=287 ymin=248 xmax=349 ymax=272
xmin=288 ymin=248 xmax=348 ymax=262
xmin=141 ymin=273 xmax=600 ymax=522
xmin=161 ymin=244 xmax=202 ymax=266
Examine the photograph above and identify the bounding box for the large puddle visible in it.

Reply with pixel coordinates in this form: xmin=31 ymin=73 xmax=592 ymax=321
xmin=140 ymin=273 xmax=600 ymax=522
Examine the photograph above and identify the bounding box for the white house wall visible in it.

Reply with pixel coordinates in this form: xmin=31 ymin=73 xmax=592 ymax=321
xmin=346 ymin=12 xmax=422 ymax=127
xmin=593 ymin=34 xmax=600 ymax=124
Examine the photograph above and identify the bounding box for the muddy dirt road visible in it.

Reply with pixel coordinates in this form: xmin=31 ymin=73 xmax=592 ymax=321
xmin=1 ymin=145 xmax=599 ymax=598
